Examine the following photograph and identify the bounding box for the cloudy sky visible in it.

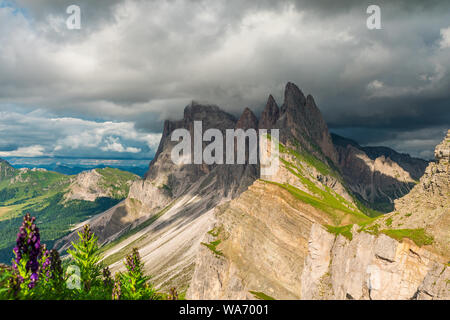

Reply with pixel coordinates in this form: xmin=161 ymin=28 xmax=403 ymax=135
xmin=0 ymin=0 xmax=449 ymax=160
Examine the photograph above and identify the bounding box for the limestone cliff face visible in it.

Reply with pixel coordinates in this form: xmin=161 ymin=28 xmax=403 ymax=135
xmin=187 ymin=132 xmax=449 ymax=300
xmin=375 ymin=130 xmax=450 ymax=258
xmin=332 ymin=134 xmax=428 ymax=212
xmin=301 ymin=224 xmax=449 ymax=300
xmin=277 ymin=83 xmax=338 ymax=165
xmin=187 ymin=182 xmax=448 ymax=300
xmin=258 ymin=95 xmax=279 ymax=130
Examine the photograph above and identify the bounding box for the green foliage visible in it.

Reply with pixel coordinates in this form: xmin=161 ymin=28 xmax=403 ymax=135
xmin=358 ymin=223 xmax=380 ymax=235
xmin=265 ymin=180 xmax=370 ymax=226
xmin=0 ymin=170 xmax=70 ymax=208
xmin=113 ymin=248 xmax=160 ymax=300
xmin=67 ymin=225 xmax=102 ymax=293
xmin=0 ymin=194 xmax=121 ymax=264
xmin=0 ymin=216 xmax=170 ymax=300
xmin=381 ymin=229 xmax=434 ymax=247
xmin=201 ymin=226 xmax=224 ymax=257
xmin=249 ymin=291 xmax=276 ymax=300
xmin=96 ymin=168 xmax=139 ymax=200
xmin=386 ymin=217 xmax=393 ymax=227
xmin=201 ymin=240 xmax=223 ymax=257
xmin=0 ymin=268 xmax=11 ymax=299
xmin=326 ymin=225 xmax=353 ymax=240
xmin=0 ymin=167 xmax=137 ymax=264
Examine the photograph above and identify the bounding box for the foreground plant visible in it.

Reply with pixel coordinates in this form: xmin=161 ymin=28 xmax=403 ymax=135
xmin=11 ymin=213 xmax=42 ymax=297
xmin=0 ymin=214 xmax=171 ymax=300
xmin=67 ymin=224 xmax=102 ymax=294
xmin=114 ymin=248 xmax=160 ymax=300
xmin=0 ymin=267 xmax=11 ymax=299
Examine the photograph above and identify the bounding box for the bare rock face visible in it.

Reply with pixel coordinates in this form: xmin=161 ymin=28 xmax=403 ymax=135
xmin=277 ymin=82 xmax=338 ymax=165
xmin=188 ymin=181 xmax=333 ymax=300
xmin=59 ymin=84 xmax=447 ymax=299
xmin=434 ymin=129 xmax=450 ymax=163
xmin=187 ymin=129 xmax=448 ymax=300
xmin=236 ymin=107 xmax=258 ymax=130
xmin=63 ymin=102 xmax=260 ymax=291
xmin=65 ymin=170 xmax=104 ymax=201
xmin=258 ymin=95 xmax=279 ymax=130
xmin=65 ymin=169 xmax=137 ymax=202
xmin=332 ymin=133 xmax=428 ymax=212
xmin=379 ymin=130 xmax=450 ymax=258
xmin=188 ymin=181 xmax=449 ymax=300
xmin=303 ymin=226 xmax=449 ymax=300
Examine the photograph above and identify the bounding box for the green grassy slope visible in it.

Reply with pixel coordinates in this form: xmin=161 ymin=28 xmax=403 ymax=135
xmin=0 ymin=163 xmax=139 ymax=264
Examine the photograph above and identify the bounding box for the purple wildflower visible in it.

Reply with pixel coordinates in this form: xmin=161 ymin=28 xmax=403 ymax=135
xmin=124 ymin=248 xmax=141 ymax=273
xmin=12 ymin=213 xmax=41 ymax=288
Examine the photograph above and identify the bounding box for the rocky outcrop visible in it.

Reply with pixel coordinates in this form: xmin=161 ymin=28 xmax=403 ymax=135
xmin=376 ymin=130 xmax=450 ymax=258
xmin=236 ymin=108 xmax=258 ymax=130
xmin=188 ymin=184 xmax=448 ymax=300
xmin=187 ymin=131 xmax=449 ymax=300
xmin=435 ymin=130 xmax=450 ymax=162
xmin=277 ymin=83 xmax=338 ymax=165
xmin=188 ymin=181 xmax=331 ymax=300
xmin=302 ymin=224 xmax=449 ymax=300
xmin=0 ymin=159 xmax=15 ymax=181
xmin=332 ymin=133 xmax=428 ymax=212
xmin=65 ymin=168 xmax=138 ymax=202
xmin=258 ymin=95 xmax=279 ymax=130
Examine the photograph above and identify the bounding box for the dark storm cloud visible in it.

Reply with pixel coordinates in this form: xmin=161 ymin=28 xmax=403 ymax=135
xmin=0 ymin=0 xmax=449 ymax=159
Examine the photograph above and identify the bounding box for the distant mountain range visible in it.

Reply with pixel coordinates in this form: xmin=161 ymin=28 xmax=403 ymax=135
xmin=3 ymin=158 xmax=152 ymax=177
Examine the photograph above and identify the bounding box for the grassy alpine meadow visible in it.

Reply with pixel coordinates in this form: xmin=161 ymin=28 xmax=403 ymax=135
xmin=0 ymin=165 xmax=139 ymax=264
xmin=0 ymin=213 xmax=180 ymax=300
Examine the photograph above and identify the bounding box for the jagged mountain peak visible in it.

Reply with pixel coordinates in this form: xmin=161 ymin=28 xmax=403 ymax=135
xmin=283 ymin=82 xmax=307 ymax=112
xmin=276 ymin=83 xmax=338 ymax=164
xmin=435 ymin=129 xmax=450 ymax=163
xmin=259 ymin=95 xmax=280 ymax=129
xmin=236 ymin=107 xmax=258 ymax=130
xmin=331 ymin=133 xmax=361 ymax=149
xmin=184 ymin=101 xmax=230 ymax=120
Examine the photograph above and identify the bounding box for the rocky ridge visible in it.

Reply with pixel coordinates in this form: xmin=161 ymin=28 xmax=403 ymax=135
xmin=332 ymin=133 xmax=428 ymax=212
xmin=65 ymin=168 xmax=138 ymax=202
xmin=187 ymin=132 xmax=449 ymax=300
xmin=373 ymin=129 xmax=449 ymax=258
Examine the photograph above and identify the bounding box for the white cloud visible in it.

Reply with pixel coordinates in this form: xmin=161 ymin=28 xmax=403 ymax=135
xmin=0 ymin=110 xmax=161 ymax=158
xmin=0 ymin=0 xmax=448 ymax=159
xmin=367 ymin=80 xmax=384 ymax=90
xmin=439 ymin=26 xmax=450 ymax=48
xmin=101 ymin=137 xmax=141 ymax=153
xmin=0 ymin=145 xmax=45 ymax=157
